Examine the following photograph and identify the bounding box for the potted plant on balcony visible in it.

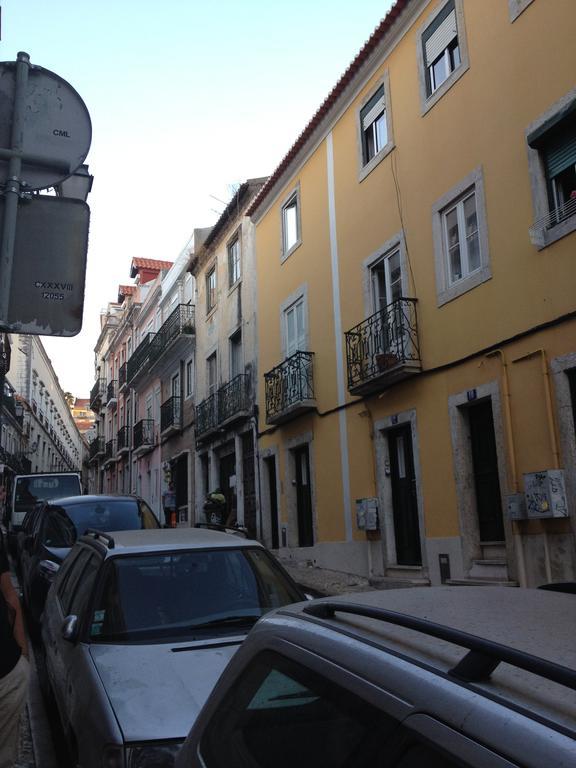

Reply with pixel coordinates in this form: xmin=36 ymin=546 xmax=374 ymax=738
xmin=375 ymin=351 xmax=400 ymax=370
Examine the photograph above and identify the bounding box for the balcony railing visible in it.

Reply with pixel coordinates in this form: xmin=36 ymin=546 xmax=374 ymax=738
xmin=218 ymin=374 xmax=251 ymax=425
xmin=195 ymin=393 xmax=218 ymax=439
xmin=133 ymin=418 xmax=155 ymax=456
xmin=264 ymin=351 xmax=315 ymax=425
xmin=157 ymin=304 xmax=195 ymax=353
xmin=90 ymin=378 xmax=106 ymax=411
xmin=103 ymin=439 xmax=117 ymax=466
xmin=126 ymin=333 xmax=161 ymax=385
xmin=161 ymin=396 xmax=182 ymax=436
xmin=106 ymin=380 xmax=117 ymax=406
xmin=345 ymin=298 xmax=421 ymax=396
xmin=117 ymin=425 xmax=131 ymax=454
xmin=529 ymin=196 xmax=576 ymax=247
xmin=118 ymin=362 xmax=127 ymax=391
xmin=89 ymin=436 xmax=105 ymax=462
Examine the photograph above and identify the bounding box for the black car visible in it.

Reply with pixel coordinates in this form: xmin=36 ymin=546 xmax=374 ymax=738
xmin=20 ymin=494 xmax=159 ymax=633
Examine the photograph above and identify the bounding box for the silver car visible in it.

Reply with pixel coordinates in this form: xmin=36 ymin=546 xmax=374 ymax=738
xmin=175 ymin=586 xmax=576 ymax=767
xmin=41 ymin=527 xmax=305 ymax=768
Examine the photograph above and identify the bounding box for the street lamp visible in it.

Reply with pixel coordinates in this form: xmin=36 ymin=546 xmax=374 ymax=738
xmin=56 ymin=164 xmax=94 ymax=202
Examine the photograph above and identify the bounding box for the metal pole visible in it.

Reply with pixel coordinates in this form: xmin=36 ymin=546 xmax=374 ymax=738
xmin=0 ymin=52 xmax=30 ymax=326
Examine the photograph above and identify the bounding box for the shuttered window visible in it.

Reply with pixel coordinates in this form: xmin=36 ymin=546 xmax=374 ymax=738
xmin=360 ymin=86 xmax=387 ymax=165
xmin=422 ymin=1 xmax=461 ymax=96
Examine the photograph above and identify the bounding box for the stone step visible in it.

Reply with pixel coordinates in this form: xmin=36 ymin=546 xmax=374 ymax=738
xmin=447 ymin=578 xmax=519 ymax=587
xmin=469 ymin=558 xmax=509 ymax=580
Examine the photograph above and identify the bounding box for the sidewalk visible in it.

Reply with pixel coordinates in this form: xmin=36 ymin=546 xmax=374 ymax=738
xmin=280 ymin=558 xmax=423 ymax=596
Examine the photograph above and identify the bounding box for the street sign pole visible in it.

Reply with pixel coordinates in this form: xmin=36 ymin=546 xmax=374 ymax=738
xmin=0 ymin=52 xmax=29 ymax=327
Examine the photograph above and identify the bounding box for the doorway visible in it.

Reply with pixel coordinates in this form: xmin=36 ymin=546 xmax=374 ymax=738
xmin=293 ymin=444 xmax=313 ymax=547
xmin=468 ymin=400 xmax=504 ymax=542
xmin=388 ymin=424 xmax=421 ymax=565
xmin=219 ymin=451 xmax=237 ymax=524
xmin=242 ymin=431 xmax=257 ymax=538
xmin=264 ymin=456 xmax=279 ymax=549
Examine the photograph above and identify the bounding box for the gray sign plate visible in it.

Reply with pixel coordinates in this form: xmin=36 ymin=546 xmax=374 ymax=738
xmin=0 ymin=62 xmax=92 ymax=190
xmin=1 ymin=195 xmax=90 ymax=336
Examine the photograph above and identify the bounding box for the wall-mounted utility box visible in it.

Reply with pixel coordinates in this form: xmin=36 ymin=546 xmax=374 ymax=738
xmin=524 ymin=470 xmax=568 ymax=519
xmin=506 ymin=494 xmax=527 ymax=520
xmin=356 ymin=498 xmax=379 ymax=531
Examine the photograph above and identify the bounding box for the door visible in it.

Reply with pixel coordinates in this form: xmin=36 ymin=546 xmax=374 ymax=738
xmin=242 ymin=431 xmax=257 ymax=538
xmin=294 ymin=445 xmax=313 ymax=548
xmin=285 ymin=299 xmax=305 ymax=358
xmin=388 ymin=425 xmax=422 ymax=566
xmin=468 ymin=400 xmax=504 ymax=542
xmin=265 ymin=457 xmax=279 ymax=549
xmin=371 ymin=250 xmax=404 ymax=359
xmin=219 ymin=452 xmax=237 ymax=524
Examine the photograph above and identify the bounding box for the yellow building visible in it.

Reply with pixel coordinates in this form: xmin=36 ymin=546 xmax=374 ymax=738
xmin=250 ymin=0 xmax=576 ymax=587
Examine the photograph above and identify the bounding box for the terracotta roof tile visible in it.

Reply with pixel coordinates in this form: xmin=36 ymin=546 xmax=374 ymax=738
xmin=131 ymin=258 xmax=173 ymax=271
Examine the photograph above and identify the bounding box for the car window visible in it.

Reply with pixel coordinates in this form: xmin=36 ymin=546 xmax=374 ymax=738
xmin=56 ymin=547 xmax=86 ymax=613
xmin=42 ymin=508 xmax=77 ymax=548
xmin=89 ymin=548 xmax=303 ymax=642
xmin=58 ymin=499 xmax=159 ymax=537
xmin=68 ymin=552 xmax=101 ymax=619
xmin=199 ymin=650 xmax=398 ymax=767
xmin=139 ymin=500 xmax=160 ymax=528
xmin=57 ymin=548 xmax=98 ymax=616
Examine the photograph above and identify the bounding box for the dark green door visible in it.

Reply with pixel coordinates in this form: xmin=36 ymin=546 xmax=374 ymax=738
xmin=389 ymin=425 xmax=421 ymax=566
xmin=294 ymin=445 xmax=313 ymax=548
xmin=468 ymin=400 xmax=504 ymax=542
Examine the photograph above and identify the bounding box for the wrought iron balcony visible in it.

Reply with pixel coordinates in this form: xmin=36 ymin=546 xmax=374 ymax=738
xmin=218 ymin=374 xmax=251 ymax=426
xmin=161 ymin=395 xmax=182 ymax=437
xmin=103 ymin=439 xmax=117 ymax=467
xmin=264 ymin=351 xmax=315 ymax=425
xmin=156 ymin=304 xmax=195 ymax=358
xmin=118 ymin=362 xmax=127 ymax=392
xmin=133 ymin=418 xmax=155 ymax=456
xmin=195 ymin=393 xmax=218 ymax=439
xmin=345 ymin=298 xmax=421 ymax=396
xmin=126 ymin=333 xmax=162 ymax=386
xmin=117 ymin=425 xmax=131 ymax=455
xmin=90 ymin=378 xmax=106 ymax=411
xmin=106 ymin=380 xmax=118 ymax=407
xmin=88 ymin=436 xmax=105 ymax=462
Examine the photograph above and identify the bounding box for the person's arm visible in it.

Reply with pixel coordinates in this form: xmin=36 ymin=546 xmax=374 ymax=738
xmin=0 ymin=572 xmax=29 ymax=659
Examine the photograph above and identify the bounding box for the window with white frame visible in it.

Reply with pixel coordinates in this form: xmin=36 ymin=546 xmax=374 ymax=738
xmin=417 ymin=0 xmax=468 ymax=112
xmin=281 ymin=189 xmax=301 ymax=258
xmin=206 ymin=267 xmax=216 ymax=313
xmin=185 ymin=358 xmax=194 ymax=398
xmin=527 ymin=99 xmax=576 ymax=249
xmin=360 ymin=85 xmax=387 ymax=166
xmin=284 ymin=297 xmax=306 ymax=358
xmin=432 ymin=168 xmax=491 ymax=306
xmin=228 ymin=237 xmax=241 ymax=287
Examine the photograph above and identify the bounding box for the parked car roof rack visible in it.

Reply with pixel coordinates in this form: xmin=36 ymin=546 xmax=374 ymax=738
xmin=194 ymin=522 xmax=249 ymax=538
xmin=303 ymin=601 xmax=576 ymax=689
xmin=83 ymin=529 xmax=115 ymax=549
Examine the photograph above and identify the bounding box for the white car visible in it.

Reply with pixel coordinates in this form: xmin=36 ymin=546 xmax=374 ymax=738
xmin=41 ymin=527 xmax=306 ymax=768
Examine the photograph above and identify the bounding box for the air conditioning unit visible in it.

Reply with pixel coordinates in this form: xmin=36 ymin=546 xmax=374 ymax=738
xmin=523 ymin=470 xmax=568 ymax=519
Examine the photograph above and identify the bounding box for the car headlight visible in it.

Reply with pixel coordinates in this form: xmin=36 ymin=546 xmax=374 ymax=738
xmin=126 ymin=743 xmax=182 ymax=768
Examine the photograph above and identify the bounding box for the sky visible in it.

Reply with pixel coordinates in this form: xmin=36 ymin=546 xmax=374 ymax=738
xmin=1 ymin=0 xmax=393 ymax=396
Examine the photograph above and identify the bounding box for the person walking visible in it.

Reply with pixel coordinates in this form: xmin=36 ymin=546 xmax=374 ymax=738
xmin=0 ymin=530 xmax=30 ymax=768
xmin=162 ymin=483 xmax=177 ymax=528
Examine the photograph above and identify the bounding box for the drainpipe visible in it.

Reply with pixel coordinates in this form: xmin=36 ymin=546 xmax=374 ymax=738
xmin=486 ymin=349 xmax=527 ymax=587
xmin=512 ymin=348 xmax=559 ymax=584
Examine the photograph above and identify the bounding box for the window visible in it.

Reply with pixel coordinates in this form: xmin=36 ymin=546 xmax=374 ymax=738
xmin=281 ymin=188 xmax=301 ymax=259
xmin=230 ymin=331 xmax=243 ymax=379
xmin=360 ymin=86 xmax=387 ymax=165
xmin=284 ymin=298 xmax=305 ymax=358
xmin=207 ymin=352 xmax=217 ymax=396
xmin=417 ymin=0 xmax=469 ymax=113
xmin=527 ymin=97 xmax=576 ymax=249
xmin=228 ymin=237 xmax=241 ymax=287
xmin=432 ymin=168 xmax=491 ymax=306
xmin=200 ymin=651 xmax=398 ymax=768
xmin=206 ymin=267 xmax=216 ymax=313
xmin=185 ymin=358 xmax=194 ymax=398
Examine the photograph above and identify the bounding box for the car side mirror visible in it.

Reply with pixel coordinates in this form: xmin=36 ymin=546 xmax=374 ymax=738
xmin=61 ymin=615 xmax=79 ymax=643
xmin=39 ymin=559 xmax=60 ymax=582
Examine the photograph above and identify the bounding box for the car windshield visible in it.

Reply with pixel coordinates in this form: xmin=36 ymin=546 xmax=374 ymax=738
xmin=42 ymin=500 xmax=158 ymax=547
xmin=89 ymin=548 xmax=303 ymax=642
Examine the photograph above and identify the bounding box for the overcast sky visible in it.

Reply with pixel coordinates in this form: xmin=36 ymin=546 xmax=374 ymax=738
xmin=2 ymin=0 xmax=393 ymax=396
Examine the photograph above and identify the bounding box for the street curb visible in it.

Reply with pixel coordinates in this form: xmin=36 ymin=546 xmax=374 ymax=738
xmin=27 ymin=644 xmax=58 ymax=768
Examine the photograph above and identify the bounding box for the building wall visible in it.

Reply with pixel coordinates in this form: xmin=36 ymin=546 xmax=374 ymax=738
xmin=253 ymin=0 xmax=576 ymax=586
